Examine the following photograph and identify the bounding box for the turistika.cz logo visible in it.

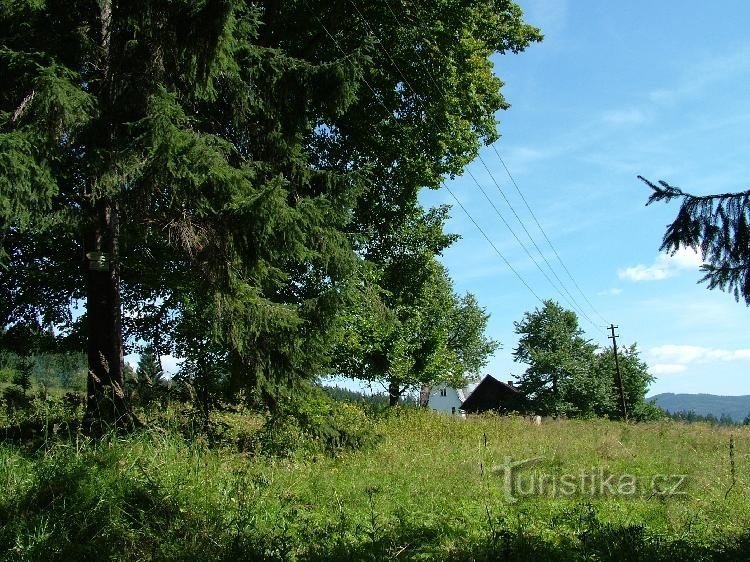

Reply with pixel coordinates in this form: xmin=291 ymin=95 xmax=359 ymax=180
xmin=492 ymin=456 xmax=688 ymax=503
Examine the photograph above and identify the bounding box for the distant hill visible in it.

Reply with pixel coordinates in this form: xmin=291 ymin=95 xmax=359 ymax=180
xmin=649 ymin=393 xmax=750 ymax=422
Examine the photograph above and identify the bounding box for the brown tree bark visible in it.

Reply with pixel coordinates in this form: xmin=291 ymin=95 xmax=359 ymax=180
xmin=388 ymin=380 xmax=400 ymax=407
xmin=83 ymin=201 xmax=135 ymax=433
xmin=81 ymin=0 xmax=139 ymax=433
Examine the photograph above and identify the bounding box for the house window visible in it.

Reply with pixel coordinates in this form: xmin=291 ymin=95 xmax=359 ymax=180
xmin=451 ymin=407 xmax=456 ymax=415
xmin=440 ymin=388 xmax=447 ymax=397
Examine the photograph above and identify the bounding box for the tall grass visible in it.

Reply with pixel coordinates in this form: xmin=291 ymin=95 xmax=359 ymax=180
xmin=1 ymin=409 xmax=749 ymax=560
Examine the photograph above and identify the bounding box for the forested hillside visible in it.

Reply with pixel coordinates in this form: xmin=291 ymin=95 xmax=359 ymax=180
xmin=650 ymin=393 xmax=750 ymax=423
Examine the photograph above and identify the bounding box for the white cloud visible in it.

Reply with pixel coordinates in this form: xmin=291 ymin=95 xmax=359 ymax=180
xmin=650 ymin=364 xmax=687 ymax=375
xmin=668 ymin=247 xmax=704 ymax=269
xmin=648 ymin=345 xmax=750 ymax=365
xmin=618 ymin=263 xmax=672 ymax=282
xmin=618 ymin=247 xmax=703 ymax=282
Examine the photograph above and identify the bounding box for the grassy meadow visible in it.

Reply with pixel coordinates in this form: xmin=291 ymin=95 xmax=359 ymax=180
xmin=2 ymin=407 xmax=750 ymax=561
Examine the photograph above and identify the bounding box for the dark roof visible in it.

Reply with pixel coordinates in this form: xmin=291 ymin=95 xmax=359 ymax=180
xmin=460 ymin=374 xmax=521 ymax=413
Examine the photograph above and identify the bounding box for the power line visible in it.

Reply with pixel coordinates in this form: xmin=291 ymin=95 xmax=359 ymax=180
xmin=347 ymin=0 xmax=603 ymax=331
xmin=465 ymin=168 xmax=584 ymax=314
xmin=389 ymin=0 xmax=608 ymax=329
xmin=308 ymin=0 xmax=547 ymax=311
xmin=444 ymin=184 xmax=544 ymax=304
xmin=490 ymin=145 xmax=611 ymax=326
xmin=476 ymin=155 xmax=590 ymax=318
xmin=303 ymin=0 xmax=393 ymax=118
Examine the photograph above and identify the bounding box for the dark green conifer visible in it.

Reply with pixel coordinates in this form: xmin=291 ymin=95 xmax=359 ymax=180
xmin=1 ymin=0 xmax=540 ymax=429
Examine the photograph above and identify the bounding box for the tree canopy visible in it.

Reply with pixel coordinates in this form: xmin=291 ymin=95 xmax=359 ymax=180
xmin=333 ymin=257 xmax=498 ymax=406
xmin=513 ymin=300 xmax=655 ymax=420
xmin=513 ymin=300 xmax=597 ymax=416
xmin=594 ymin=343 xmax=655 ymax=421
xmin=1 ymin=0 xmax=540 ymax=428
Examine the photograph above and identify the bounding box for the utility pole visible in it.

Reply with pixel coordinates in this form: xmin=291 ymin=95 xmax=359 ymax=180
xmin=608 ymin=324 xmax=628 ymax=421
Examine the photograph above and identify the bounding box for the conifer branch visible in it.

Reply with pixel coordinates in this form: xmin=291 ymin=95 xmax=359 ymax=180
xmin=639 ymin=176 xmax=750 ymax=305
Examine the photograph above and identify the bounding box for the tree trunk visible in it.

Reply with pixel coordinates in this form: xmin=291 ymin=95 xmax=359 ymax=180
xmin=83 ymin=201 xmax=134 ymax=433
xmin=81 ymin=0 xmax=138 ymax=433
xmin=388 ymin=380 xmax=400 ymax=407
xmin=419 ymin=384 xmax=431 ymax=408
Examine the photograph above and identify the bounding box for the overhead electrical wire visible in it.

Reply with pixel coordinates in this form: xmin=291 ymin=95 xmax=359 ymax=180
xmin=306 ymin=0 xmax=606 ymax=331
xmin=377 ymin=0 xmax=610 ymax=328
xmin=490 ymin=144 xmax=611 ymax=326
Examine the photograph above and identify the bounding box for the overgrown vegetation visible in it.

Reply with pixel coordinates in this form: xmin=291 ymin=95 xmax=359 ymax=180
xmin=2 ymin=406 xmax=750 ymax=561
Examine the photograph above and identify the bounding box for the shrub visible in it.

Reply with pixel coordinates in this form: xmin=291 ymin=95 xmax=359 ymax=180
xmin=0 ymin=367 xmax=14 ymax=384
xmin=250 ymin=384 xmax=379 ymax=457
xmin=11 ymin=358 xmax=33 ymax=395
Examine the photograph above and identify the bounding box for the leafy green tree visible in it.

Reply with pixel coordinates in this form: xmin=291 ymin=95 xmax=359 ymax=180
xmin=313 ymin=0 xmax=536 ymax=407
xmin=334 ymin=257 xmax=497 ymax=406
xmin=317 ymin=1 xmax=541 ymax=243
xmin=447 ymin=293 xmax=499 ymax=377
xmin=638 ymin=177 xmax=750 ymax=304
xmin=513 ymin=300 xmax=600 ymax=417
xmin=1 ymin=0 xmax=539 ymax=430
xmin=594 ymin=343 xmax=655 ymax=421
xmin=332 ymin=204 xmax=497 ymax=405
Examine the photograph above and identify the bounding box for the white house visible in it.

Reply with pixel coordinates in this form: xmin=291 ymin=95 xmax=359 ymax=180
xmin=424 ymin=382 xmax=468 ymax=415
xmin=423 ymin=375 xmax=521 ymax=415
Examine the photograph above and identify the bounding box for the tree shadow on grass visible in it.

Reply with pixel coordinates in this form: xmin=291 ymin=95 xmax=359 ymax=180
xmin=3 ymin=453 xmax=750 ymax=562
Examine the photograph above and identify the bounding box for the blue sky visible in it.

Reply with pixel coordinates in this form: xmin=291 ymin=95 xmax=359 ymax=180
xmin=421 ymin=0 xmax=750 ymax=396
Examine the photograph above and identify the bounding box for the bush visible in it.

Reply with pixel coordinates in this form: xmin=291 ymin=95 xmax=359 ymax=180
xmin=0 ymin=367 xmax=14 ymax=384
xmin=251 ymin=384 xmax=379 ymax=457
xmin=2 ymin=386 xmax=31 ymax=412
xmin=630 ymin=400 xmax=667 ymax=422
xmin=11 ymin=358 xmax=33 ymax=395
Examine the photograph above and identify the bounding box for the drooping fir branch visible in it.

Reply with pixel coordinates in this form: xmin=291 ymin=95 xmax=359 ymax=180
xmin=638 ymin=176 xmax=750 ymax=305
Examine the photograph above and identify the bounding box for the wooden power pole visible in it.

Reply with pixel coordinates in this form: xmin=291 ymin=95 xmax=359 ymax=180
xmin=608 ymin=324 xmax=628 ymax=421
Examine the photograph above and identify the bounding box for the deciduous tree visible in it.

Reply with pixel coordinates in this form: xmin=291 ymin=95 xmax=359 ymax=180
xmin=595 ymin=343 xmax=655 ymax=421
xmin=513 ymin=300 xmax=598 ymax=417
xmin=333 ymin=258 xmax=497 ymax=406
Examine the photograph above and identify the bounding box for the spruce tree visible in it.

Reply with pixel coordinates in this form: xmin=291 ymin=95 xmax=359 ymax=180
xmin=12 ymin=356 xmax=33 ymax=396
xmin=639 ymin=177 xmax=750 ymax=304
xmin=1 ymin=1 xmax=363 ymax=430
xmin=136 ymin=346 xmax=162 ymax=386
xmin=1 ymin=1 xmax=539 ymax=429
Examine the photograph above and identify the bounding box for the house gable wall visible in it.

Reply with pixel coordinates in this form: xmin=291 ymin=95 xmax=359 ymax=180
xmin=427 ymin=384 xmax=463 ymax=413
